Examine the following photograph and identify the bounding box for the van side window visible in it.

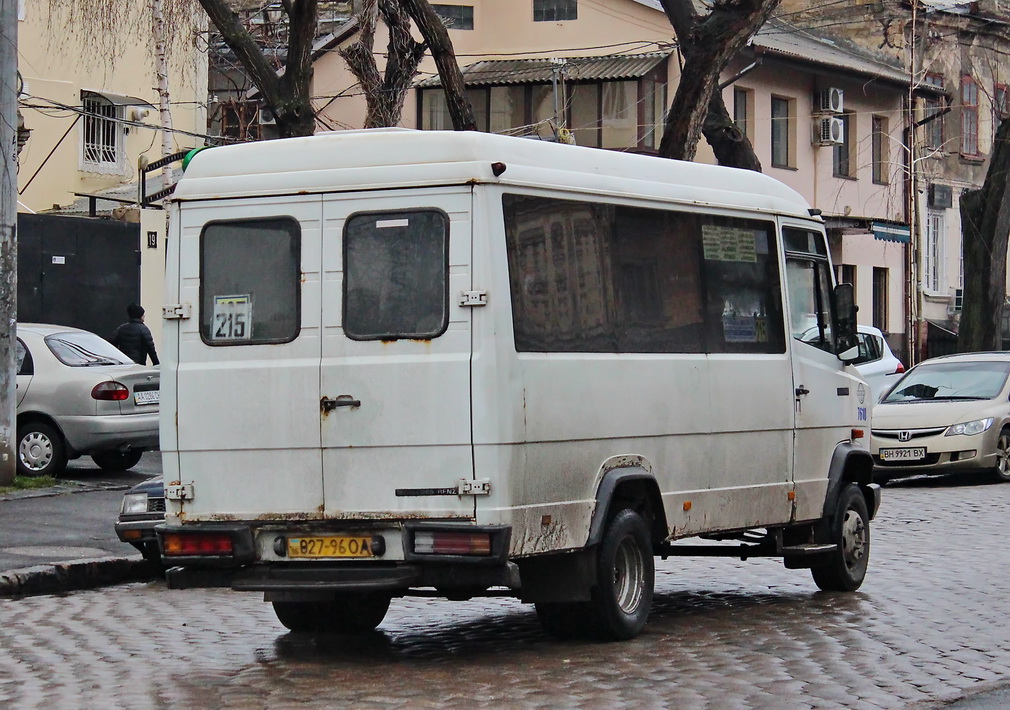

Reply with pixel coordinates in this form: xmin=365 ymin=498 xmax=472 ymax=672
xmin=503 ymin=194 xmax=785 ymax=354
xmin=200 ymin=217 xmax=301 ymax=345
xmin=784 ymin=227 xmax=835 ymax=352
xmin=343 ymin=210 xmax=449 ymax=341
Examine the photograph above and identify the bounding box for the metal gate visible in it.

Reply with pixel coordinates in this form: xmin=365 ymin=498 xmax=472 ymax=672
xmin=17 ymin=213 xmax=140 ymax=340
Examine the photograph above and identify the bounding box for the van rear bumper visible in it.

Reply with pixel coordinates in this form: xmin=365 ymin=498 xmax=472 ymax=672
xmin=165 ymin=561 xmax=520 ymax=593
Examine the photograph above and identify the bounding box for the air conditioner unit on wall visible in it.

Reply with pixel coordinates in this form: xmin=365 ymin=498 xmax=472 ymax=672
xmin=257 ymin=108 xmax=276 ymax=125
xmin=813 ymin=116 xmax=845 ymax=146
xmin=817 ymin=87 xmax=844 ymax=114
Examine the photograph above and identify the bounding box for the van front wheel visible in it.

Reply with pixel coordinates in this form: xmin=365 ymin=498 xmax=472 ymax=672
xmin=587 ymin=508 xmax=654 ymax=640
xmin=273 ymin=593 xmax=391 ymax=634
xmin=811 ymin=484 xmax=870 ymax=592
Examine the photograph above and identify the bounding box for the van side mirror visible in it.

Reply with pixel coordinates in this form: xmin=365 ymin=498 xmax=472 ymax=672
xmin=833 ymin=282 xmax=859 ymax=362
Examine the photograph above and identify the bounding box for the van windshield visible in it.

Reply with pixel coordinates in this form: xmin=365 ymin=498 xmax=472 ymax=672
xmin=882 ymin=360 xmax=1010 ymax=402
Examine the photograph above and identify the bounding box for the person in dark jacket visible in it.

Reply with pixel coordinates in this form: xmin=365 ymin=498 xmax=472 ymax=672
xmin=112 ymin=303 xmax=159 ymax=366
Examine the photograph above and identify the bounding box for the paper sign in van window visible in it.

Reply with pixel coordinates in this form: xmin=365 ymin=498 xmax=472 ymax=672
xmin=701 ymin=225 xmax=758 ymax=263
xmin=212 ymin=294 xmax=252 ymax=341
xmin=376 ymin=219 xmax=410 ymax=228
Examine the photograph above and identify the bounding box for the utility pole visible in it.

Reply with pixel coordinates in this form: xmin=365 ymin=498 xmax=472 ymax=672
xmin=0 ymin=0 xmax=17 ymax=485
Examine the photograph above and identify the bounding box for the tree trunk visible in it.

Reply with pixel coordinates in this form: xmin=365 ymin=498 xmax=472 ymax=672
xmin=658 ymin=0 xmax=778 ymax=168
xmin=957 ymin=117 xmax=1010 ymax=352
xmin=397 ymin=0 xmax=476 ymax=131
xmin=339 ymin=0 xmax=427 ymax=128
xmin=197 ymin=0 xmax=319 ymax=138
xmin=151 ymin=0 xmax=174 ymax=184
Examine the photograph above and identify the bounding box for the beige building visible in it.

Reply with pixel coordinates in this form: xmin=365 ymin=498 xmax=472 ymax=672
xmin=17 ymin=0 xmax=209 ymax=342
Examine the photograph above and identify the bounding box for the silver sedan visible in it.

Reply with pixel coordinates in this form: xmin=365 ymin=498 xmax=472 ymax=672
xmin=15 ymin=323 xmax=159 ymax=477
xmin=871 ymin=352 xmax=1010 ymax=484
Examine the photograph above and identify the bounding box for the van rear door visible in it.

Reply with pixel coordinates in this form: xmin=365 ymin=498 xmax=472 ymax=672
xmin=320 ymin=188 xmax=474 ymax=519
xmin=174 ymin=196 xmax=324 ymax=520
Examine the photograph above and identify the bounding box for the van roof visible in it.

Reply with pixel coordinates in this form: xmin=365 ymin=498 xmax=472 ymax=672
xmin=175 ymin=129 xmax=816 ymax=219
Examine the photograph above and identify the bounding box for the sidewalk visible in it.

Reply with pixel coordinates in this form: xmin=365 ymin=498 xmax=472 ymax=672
xmin=0 ymin=457 xmax=163 ymax=597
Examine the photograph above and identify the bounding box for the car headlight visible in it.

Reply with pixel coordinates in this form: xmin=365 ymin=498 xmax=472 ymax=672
xmin=121 ymin=493 xmax=150 ymax=514
xmin=945 ymin=417 xmax=994 ymax=437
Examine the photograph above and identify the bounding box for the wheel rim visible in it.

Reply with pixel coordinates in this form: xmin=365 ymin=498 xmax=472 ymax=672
xmin=996 ymin=433 xmax=1010 ymax=477
xmin=19 ymin=431 xmax=53 ymax=473
xmin=613 ymin=534 xmax=645 ymax=614
xmin=840 ymin=508 xmax=867 ymax=571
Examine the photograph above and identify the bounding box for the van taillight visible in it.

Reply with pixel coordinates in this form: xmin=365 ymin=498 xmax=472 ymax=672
xmin=91 ymin=382 xmax=129 ymax=401
xmin=413 ymin=530 xmax=492 ymax=556
xmin=893 ymin=363 xmax=906 ymax=374
xmin=163 ymin=532 xmax=234 ymax=556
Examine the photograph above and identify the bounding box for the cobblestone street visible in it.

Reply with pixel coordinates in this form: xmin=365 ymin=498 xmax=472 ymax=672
xmin=1 ymin=475 xmax=1008 ymax=709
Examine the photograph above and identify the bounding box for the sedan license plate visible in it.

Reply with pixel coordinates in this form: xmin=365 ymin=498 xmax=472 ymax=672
xmin=134 ymin=390 xmax=159 ymax=405
xmin=287 ymin=536 xmax=373 ymax=559
xmin=879 ymin=447 xmax=926 ymax=462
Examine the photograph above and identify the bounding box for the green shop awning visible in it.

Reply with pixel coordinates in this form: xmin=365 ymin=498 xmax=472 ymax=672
xmin=872 ymin=222 xmax=910 ymax=243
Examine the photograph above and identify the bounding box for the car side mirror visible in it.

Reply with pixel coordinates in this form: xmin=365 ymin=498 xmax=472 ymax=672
xmin=833 ymin=282 xmax=858 ymax=362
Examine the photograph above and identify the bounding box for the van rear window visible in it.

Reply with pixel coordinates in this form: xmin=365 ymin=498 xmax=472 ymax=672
xmin=343 ymin=210 xmax=449 ymax=340
xmin=199 ymin=218 xmax=300 ymax=345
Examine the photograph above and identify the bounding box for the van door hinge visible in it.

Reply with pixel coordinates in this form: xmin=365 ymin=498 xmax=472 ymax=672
xmin=458 ymin=290 xmax=488 ymax=307
xmin=458 ymin=478 xmax=491 ymax=496
xmin=162 ymin=303 xmax=192 ymax=320
xmin=165 ymin=482 xmax=194 ymax=501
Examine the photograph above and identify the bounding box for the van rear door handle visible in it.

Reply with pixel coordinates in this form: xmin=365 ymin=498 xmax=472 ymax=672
xmin=795 ymin=386 xmax=810 ymax=396
xmin=321 ymin=396 xmax=361 ymax=412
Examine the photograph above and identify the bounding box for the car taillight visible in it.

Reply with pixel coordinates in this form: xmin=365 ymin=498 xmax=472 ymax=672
xmin=163 ymin=532 xmax=234 ymax=556
xmin=91 ymin=382 xmax=129 ymax=401
xmin=893 ymin=363 xmax=905 ymax=374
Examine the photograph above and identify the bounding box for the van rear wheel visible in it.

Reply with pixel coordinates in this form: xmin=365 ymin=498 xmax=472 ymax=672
xmin=811 ymin=483 xmax=870 ymax=592
xmin=586 ymin=508 xmax=654 ymax=640
xmin=272 ymin=593 xmax=392 ymax=633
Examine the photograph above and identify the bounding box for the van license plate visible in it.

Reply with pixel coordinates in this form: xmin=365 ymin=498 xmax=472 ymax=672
xmin=879 ymin=447 xmax=926 ymax=461
xmin=134 ymin=391 xmax=159 ymax=405
xmin=287 ymin=536 xmax=373 ymax=558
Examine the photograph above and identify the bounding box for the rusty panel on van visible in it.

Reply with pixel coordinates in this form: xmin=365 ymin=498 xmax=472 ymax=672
xmin=319 ymin=188 xmax=475 ymax=519
xmin=174 ymin=195 xmax=325 ymax=520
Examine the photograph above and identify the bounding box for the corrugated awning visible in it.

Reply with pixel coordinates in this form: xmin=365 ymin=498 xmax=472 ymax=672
xmin=416 ymin=53 xmax=669 ymax=88
xmin=82 ymin=89 xmax=156 ymax=109
xmin=873 ymin=221 xmax=911 ymax=243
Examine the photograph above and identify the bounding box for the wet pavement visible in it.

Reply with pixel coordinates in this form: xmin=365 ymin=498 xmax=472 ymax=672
xmin=1 ymin=471 xmax=1009 ymax=708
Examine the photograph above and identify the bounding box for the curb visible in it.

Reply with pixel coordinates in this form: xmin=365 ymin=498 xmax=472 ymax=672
xmin=0 ymin=556 xmax=163 ymax=598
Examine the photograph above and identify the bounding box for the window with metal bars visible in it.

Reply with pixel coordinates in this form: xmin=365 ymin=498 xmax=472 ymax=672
xmin=82 ymin=95 xmax=122 ymax=169
xmin=533 ymin=0 xmax=576 ymax=22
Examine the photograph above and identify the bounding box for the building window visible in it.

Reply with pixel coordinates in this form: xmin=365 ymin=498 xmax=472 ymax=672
xmin=220 ymin=101 xmax=261 ymax=141
xmin=840 ymin=264 xmax=856 ymax=293
xmin=432 ymin=4 xmax=474 ymax=29
xmin=924 ymin=209 xmax=945 ymax=294
xmin=923 ymin=96 xmax=944 ymax=150
xmin=961 ymin=75 xmax=979 ymax=156
xmin=534 ymin=0 xmax=577 ymax=22
xmin=419 ymin=71 xmax=667 ymax=151
xmin=872 ymin=267 xmax=888 ymax=331
xmin=872 ymin=115 xmax=888 ymax=184
xmin=733 ymin=87 xmax=752 ymax=141
xmin=995 ymin=83 xmax=1009 ymax=128
xmin=771 ymin=96 xmax=793 ymax=168
xmin=833 ymin=112 xmax=854 ymax=178
xmin=81 ymin=93 xmax=123 ymax=171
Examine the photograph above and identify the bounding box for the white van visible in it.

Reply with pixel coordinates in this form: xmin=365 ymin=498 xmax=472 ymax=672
xmin=158 ymin=129 xmax=879 ymax=641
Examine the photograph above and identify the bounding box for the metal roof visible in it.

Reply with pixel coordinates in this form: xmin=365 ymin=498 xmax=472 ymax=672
xmin=749 ymin=18 xmax=927 ymax=90
xmin=416 ymin=53 xmax=669 ymax=88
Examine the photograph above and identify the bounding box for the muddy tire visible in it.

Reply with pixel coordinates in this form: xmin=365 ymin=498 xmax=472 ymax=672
xmin=586 ymin=508 xmax=654 ymax=640
xmin=273 ymin=593 xmax=392 ymax=634
xmin=811 ymin=483 xmax=870 ymax=592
